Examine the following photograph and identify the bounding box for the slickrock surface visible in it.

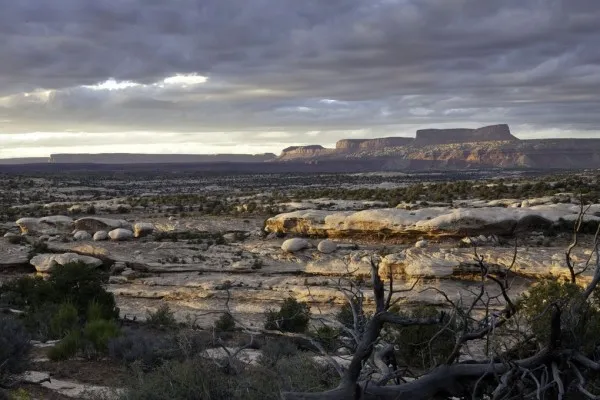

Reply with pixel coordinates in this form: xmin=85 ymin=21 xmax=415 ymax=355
xmin=266 ymin=204 xmax=600 ymax=239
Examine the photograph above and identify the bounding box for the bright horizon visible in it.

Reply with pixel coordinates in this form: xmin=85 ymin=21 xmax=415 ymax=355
xmin=3 ymin=127 xmax=600 ymax=159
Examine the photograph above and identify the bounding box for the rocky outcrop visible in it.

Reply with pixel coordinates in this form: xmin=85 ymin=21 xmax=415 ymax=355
xmin=30 ymin=253 xmax=104 ymax=272
xmin=414 ymin=124 xmax=517 ymax=146
xmin=336 ymin=137 xmax=414 ymax=152
xmin=265 ymin=204 xmax=600 ymax=239
xmin=279 ymin=145 xmax=335 ymax=160
xmin=73 ymin=217 xmax=132 ymax=233
xmin=15 ymin=216 xmax=73 ymax=234
xmin=0 ymin=244 xmax=31 ymax=271
xmin=271 ymin=124 xmax=600 ymax=170
xmin=275 ymin=137 xmax=600 ymax=170
xmin=380 ymin=247 xmax=590 ymax=281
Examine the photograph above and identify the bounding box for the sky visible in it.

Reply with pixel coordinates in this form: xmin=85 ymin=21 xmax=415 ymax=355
xmin=1 ymin=0 xmax=599 ymax=158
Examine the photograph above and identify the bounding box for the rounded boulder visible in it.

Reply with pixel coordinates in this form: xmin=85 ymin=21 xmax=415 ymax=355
xmin=281 ymin=238 xmax=310 ymax=253
xmin=73 ymin=230 xmax=92 ymax=241
xmin=317 ymin=240 xmax=338 ymax=254
xmin=108 ymin=228 xmax=134 ymax=241
xmin=93 ymin=231 xmax=109 ymax=241
xmin=415 ymin=239 xmax=429 ymax=248
xmin=134 ymin=222 xmax=155 ymax=238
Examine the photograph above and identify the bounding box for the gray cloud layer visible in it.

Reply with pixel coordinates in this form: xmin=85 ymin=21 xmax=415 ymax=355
xmin=1 ymin=0 xmax=599 ymax=155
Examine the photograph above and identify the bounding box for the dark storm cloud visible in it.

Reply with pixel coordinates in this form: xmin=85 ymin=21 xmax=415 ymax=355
xmin=1 ymin=0 xmax=600 ymax=154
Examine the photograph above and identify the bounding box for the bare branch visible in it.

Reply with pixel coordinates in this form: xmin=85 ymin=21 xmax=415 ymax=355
xmin=566 ymin=199 xmax=592 ymax=283
xmin=551 ymin=362 xmax=564 ymax=399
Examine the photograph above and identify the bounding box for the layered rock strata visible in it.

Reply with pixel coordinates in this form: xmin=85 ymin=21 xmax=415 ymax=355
xmin=265 ymin=204 xmax=600 ymax=239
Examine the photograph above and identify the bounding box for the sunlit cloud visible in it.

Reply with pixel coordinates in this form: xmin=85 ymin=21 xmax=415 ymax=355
xmin=162 ymin=74 xmax=208 ymax=86
xmin=84 ymin=79 xmax=141 ymax=91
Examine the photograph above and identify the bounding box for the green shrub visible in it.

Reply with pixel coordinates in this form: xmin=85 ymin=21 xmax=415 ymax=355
xmin=146 ymin=304 xmax=177 ymax=329
xmin=47 ymin=263 xmax=118 ymax=320
xmin=214 ymin=312 xmax=236 ymax=332
xmin=0 ymin=275 xmax=55 ymax=310
xmin=312 ymin=325 xmax=340 ymax=353
xmin=87 ymin=300 xmax=107 ymax=322
xmin=83 ymin=319 xmax=121 ymax=356
xmin=50 ymin=302 xmax=79 ymax=338
xmin=22 ymin=303 xmax=59 ymax=340
xmin=265 ymin=353 xmax=338 ymax=394
xmin=257 ymin=339 xmax=298 ymax=367
xmin=123 ymin=358 xmax=234 ymax=400
xmin=385 ymin=305 xmax=455 ymax=370
xmin=0 ymin=317 xmax=31 ymax=386
xmin=121 ymin=352 xmax=337 ymax=400
xmin=0 ymin=263 xmax=119 ymax=341
xmin=8 ymin=388 xmax=32 ymax=400
xmin=520 ymin=280 xmax=600 ymax=352
xmin=6 ymin=235 xmax=25 ymax=245
xmin=108 ymin=328 xmax=178 ymax=370
xmin=336 ymin=300 xmax=360 ymax=329
xmin=48 ymin=331 xmax=81 ymax=361
xmin=0 ymin=262 xmax=118 ymax=322
xmin=264 ymin=298 xmax=310 ymax=333
xmin=47 ymin=319 xmax=121 ymax=361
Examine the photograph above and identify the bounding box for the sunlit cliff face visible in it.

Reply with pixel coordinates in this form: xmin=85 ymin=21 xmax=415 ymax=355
xmin=1 ymin=0 xmax=600 ymax=158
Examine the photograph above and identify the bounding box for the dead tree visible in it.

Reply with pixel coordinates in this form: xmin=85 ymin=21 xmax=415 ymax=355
xmin=283 ymin=218 xmax=600 ymax=399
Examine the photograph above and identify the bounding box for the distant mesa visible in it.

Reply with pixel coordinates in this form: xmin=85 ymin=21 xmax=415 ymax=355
xmin=48 ymin=153 xmax=277 ymax=164
xmin=281 ymin=145 xmax=326 ymax=153
xmin=336 ymin=137 xmax=414 ymax=152
xmin=279 ymin=145 xmax=335 ymax=159
xmin=0 ymin=157 xmax=49 ymax=165
xmin=279 ymin=124 xmax=517 ymax=159
xmin=276 ymin=124 xmax=600 ymax=170
xmin=0 ymin=153 xmax=278 ymax=165
xmin=414 ymin=124 xmax=518 ymax=146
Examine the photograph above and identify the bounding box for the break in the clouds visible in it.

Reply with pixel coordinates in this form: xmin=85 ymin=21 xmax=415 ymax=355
xmin=1 ymin=0 xmax=599 ymax=157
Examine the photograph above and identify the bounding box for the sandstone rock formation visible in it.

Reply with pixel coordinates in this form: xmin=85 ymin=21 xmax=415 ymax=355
xmin=265 ymin=204 xmax=600 ymax=239
xmin=74 ymin=217 xmax=132 ymax=233
xmin=414 ymin=124 xmax=517 ymax=146
xmin=380 ymin=247 xmax=590 ymax=281
xmin=0 ymin=243 xmax=31 ymax=270
xmin=336 ymin=137 xmax=414 ymax=152
xmin=108 ymin=228 xmax=134 ymax=241
xmin=273 ymin=124 xmax=600 ymax=170
xmin=279 ymin=145 xmax=335 ymax=160
xmin=30 ymin=253 xmax=103 ymax=272
xmin=16 ymin=215 xmax=73 ymax=234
